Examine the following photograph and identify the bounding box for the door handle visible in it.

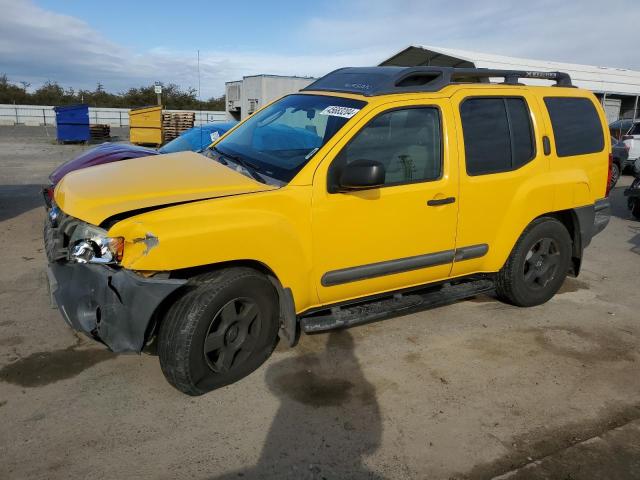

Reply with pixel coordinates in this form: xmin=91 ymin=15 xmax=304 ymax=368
xmin=427 ymin=196 xmax=456 ymax=206
xmin=543 ymin=136 xmax=551 ymax=156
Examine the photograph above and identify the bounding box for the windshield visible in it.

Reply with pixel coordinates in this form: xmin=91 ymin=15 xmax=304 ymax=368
xmin=213 ymin=94 xmax=366 ymax=182
xmin=159 ymin=122 xmax=236 ymax=154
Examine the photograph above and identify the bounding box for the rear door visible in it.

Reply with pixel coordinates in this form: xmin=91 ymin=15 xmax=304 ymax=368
xmin=449 ymin=88 xmax=552 ymax=277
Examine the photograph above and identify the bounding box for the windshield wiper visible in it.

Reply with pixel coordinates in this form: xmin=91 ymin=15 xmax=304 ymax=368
xmin=211 ymin=146 xmax=267 ymax=184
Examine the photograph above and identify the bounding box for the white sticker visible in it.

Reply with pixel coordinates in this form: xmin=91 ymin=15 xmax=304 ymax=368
xmin=319 ymin=106 xmax=360 ymax=119
xmin=210 ymin=131 xmax=220 ymax=142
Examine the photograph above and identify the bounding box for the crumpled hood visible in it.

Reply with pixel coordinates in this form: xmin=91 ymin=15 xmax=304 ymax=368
xmin=54 ymin=151 xmax=276 ymax=225
xmin=49 ymin=142 xmax=159 ymax=185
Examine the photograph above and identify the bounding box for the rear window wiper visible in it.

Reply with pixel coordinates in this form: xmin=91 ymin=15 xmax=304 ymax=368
xmin=211 ymin=146 xmax=267 ymax=184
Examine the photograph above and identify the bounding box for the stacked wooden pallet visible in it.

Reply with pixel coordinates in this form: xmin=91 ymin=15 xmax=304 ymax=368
xmin=90 ymin=124 xmax=111 ymax=141
xmin=162 ymin=112 xmax=195 ymax=142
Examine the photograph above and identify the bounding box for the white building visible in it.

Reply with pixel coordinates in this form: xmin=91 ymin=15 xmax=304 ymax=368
xmin=380 ymin=45 xmax=640 ymax=123
xmin=225 ymin=75 xmax=316 ymax=121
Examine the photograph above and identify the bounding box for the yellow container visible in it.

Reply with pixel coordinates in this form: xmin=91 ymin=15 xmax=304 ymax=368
xmin=129 ymin=105 xmax=163 ymax=145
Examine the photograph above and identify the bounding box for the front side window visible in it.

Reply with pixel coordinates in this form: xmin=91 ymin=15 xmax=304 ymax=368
xmin=460 ymin=97 xmax=535 ymax=176
xmin=544 ymin=97 xmax=604 ymax=156
xmin=329 ymin=107 xmax=442 ymax=189
xmin=213 ymin=94 xmax=366 ymax=183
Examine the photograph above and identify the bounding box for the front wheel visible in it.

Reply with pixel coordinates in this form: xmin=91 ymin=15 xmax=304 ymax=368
xmin=495 ymin=217 xmax=572 ymax=307
xmin=158 ymin=268 xmax=280 ymax=395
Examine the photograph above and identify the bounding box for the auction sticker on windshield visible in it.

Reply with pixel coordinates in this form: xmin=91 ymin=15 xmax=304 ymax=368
xmin=319 ymin=106 xmax=361 ymax=119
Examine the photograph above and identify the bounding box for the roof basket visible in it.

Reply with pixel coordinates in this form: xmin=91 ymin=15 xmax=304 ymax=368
xmin=301 ymin=66 xmax=573 ymax=97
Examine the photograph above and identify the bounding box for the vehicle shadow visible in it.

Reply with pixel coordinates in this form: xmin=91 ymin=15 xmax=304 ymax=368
xmin=628 ymin=225 xmax=640 ymax=255
xmin=0 ymin=184 xmax=44 ymax=222
xmin=607 ymin=182 xmax=631 ymax=219
xmin=209 ymin=330 xmax=386 ymax=480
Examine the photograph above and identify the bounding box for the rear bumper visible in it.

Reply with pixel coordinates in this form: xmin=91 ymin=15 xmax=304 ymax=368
xmin=573 ymin=198 xmax=610 ymax=255
xmin=48 ymin=262 xmax=186 ymax=353
xmin=593 ymin=198 xmax=610 ymax=237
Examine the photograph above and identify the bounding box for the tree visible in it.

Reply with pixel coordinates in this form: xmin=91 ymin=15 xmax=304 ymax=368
xmin=0 ymin=74 xmax=29 ymax=104
xmin=0 ymin=73 xmax=226 ymax=111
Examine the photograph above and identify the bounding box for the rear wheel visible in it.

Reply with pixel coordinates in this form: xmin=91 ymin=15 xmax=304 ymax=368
xmin=496 ymin=218 xmax=572 ymax=307
xmin=158 ymin=267 xmax=280 ymax=395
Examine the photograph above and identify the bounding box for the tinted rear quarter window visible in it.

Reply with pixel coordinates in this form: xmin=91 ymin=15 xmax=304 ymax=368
xmin=460 ymin=97 xmax=534 ymax=175
xmin=544 ymin=97 xmax=604 ymax=156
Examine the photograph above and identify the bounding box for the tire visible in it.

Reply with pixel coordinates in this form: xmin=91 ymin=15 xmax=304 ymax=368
xmin=158 ymin=267 xmax=280 ymax=396
xmin=610 ymin=162 xmax=620 ymax=190
xmin=495 ymin=217 xmax=572 ymax=307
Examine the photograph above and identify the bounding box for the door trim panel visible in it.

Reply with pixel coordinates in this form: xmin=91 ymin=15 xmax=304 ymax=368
xmin=321 ymin=244 xmax=488 ymax=287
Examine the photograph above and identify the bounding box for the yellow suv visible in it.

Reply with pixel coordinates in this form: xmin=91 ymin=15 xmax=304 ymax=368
xmin=45 ymin=67 xmax=611 ymax=395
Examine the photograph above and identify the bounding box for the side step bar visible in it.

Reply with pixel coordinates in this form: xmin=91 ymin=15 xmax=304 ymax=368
xmin=300 ymin=279 xmax=495 ymax=333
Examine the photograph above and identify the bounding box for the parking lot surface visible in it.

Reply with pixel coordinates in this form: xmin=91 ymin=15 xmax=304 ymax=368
xmin=1 ymin=126 xmax=639 ymax=479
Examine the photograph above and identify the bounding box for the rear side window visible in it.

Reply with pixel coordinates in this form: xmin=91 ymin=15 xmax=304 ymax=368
xmin=460 ymin=97 xmax=535 ymax=175
xmin=544 ymin=97 xmax=604 ymax=156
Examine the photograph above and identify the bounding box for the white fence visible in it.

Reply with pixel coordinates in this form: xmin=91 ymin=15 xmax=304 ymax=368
xmin=0 ymin=104 xmax=228 ymax=127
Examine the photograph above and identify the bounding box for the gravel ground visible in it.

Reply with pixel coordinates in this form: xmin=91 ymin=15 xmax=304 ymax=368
xmin=1 ymin=126 xmax=639 ymax=479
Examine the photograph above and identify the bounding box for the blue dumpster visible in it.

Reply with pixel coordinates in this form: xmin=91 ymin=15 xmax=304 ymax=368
xmin=54 ymin=104 xmax=90 ymax=143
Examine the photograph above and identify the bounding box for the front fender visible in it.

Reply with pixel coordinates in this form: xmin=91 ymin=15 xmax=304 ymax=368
xmin=108 ymin=187 xmax=317 ymax=311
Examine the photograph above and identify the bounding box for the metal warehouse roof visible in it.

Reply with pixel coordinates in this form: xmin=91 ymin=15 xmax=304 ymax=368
xmin=380 ymin=45 xmax=640 ymax=96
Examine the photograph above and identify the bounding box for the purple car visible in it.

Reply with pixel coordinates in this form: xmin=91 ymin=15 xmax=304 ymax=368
xmin=43 ymin=122 xmax=237 ymax=206
xmin=43 ymin=143 xmax=157 ymax=206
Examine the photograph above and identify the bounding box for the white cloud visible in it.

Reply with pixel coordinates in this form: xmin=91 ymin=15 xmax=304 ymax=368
xmin=1 ymin=0 xmax=639 ymax=98
xmin=300 ymin=0 xmax=640 ymax=69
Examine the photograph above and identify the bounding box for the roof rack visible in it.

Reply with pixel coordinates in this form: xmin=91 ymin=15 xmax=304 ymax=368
xmin=301 ymin=66 xmax=573 ymax=97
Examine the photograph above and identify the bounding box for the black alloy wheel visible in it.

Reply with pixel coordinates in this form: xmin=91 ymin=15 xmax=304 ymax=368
xmin=203 ymin=297 xmax=262 ymax=373
xmin=523 ymin=238 xmax=561 ymax=290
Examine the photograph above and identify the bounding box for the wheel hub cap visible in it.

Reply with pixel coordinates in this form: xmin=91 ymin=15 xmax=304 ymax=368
xmin=202 ymin=297 xmax=262 ymax=373
xmin=524 ymin=237 xmax=561 ymax=289
xmin=225 ymin=323 xmax=239 ymax=344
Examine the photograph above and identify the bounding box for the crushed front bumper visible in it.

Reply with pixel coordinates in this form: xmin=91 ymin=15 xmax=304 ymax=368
xmin=48 ymin=262 xmax=186 ymax=353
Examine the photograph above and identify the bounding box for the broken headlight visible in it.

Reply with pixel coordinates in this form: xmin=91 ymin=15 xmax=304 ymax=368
xmin=68 ymin=223 xmax=124 ymax=265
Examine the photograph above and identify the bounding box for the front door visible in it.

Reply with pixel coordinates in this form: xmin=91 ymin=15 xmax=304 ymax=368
xmin=311 ymin=99 xmax=459 ymax=305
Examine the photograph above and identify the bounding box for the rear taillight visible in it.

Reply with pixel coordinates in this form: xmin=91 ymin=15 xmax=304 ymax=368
xmin=606 ymin=153 xmax=613 ymax=197
xmin=42 ymin=186 xmax=54 ymax=208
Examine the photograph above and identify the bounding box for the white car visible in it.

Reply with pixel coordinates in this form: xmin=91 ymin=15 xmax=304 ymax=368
xmin=622 ymin=120 xmax=640 ymax=161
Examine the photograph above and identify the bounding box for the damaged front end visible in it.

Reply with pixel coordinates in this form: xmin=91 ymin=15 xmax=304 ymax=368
xmin=45 ymin=207 xmax=185 ymax=352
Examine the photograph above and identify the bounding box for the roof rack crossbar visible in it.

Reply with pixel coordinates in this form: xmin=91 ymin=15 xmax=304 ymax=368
xmin=441 ymin=68 xmax=573 ymax=87
xmin=301 ymin=66 xmax=573 ymax=96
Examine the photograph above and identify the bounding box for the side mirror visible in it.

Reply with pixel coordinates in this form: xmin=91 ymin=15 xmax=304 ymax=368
xmin=339 ymin=159 xmax=385 ymax=190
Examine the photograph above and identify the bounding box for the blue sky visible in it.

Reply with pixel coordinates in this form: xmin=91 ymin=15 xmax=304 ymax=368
xmin=35 ymin=0 xmax=326 ymax=53
xmin=2 ymin=0 xmax=639 ymax=98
